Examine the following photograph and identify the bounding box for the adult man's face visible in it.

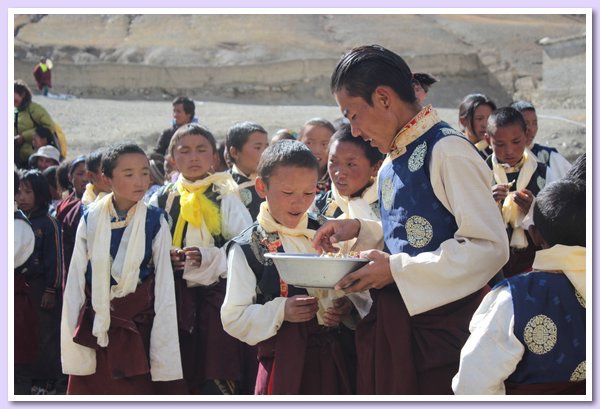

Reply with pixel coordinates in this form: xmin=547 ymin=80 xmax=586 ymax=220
xmin=172 ymin=103 xmax=192 ymax=127
xmin=334 ymin=87 xmax=397 ymax=154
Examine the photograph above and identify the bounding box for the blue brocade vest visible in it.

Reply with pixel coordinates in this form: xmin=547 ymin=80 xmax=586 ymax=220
xmin=83 ymin=205 xmax=165 ymax=285
xmin=378 ymin=122 xmax=458 ymax=256
xmin=531 ymin=143 xmax=558 ymax=167
xmin=503 ymin=272 xmax=586 ymax=384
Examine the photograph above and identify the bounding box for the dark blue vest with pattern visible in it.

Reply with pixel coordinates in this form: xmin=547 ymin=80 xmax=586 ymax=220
xmin=502 ymin=272 xmax=586 ymax=384
xmin=378 ymin=123 xmax=459 ymax=256
xmin=531 ymin=143 xmax=558 ymax=167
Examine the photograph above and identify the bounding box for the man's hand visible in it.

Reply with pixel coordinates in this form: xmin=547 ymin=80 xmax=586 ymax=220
xmin=335 ymin=249 xmax=394 ymax=293
xmin=284 ymin=295 xmax=319 ymax=323
xmin=312 ymin=219 xmax=361 ymax=253
xmin=183 ymin=246 xmax=202 ymax=267
xmin=170 ymin=248 xmax=186 ymax=272
xmin=14 ymin=135 xmax=24 ymax=146
xmin=322 ymin=297 xmax=353 ymax=327
xmin=513 ymin=188 xmax=534 ymax=215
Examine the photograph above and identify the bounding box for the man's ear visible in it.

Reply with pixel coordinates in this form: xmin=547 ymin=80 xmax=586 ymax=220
xmin=374 ymin=86 xmax=392 ymax=109
xmin=528 ymin=225 xmax=548 ymax=249
xmin=255 ymin=176 xmax=267 ymax=199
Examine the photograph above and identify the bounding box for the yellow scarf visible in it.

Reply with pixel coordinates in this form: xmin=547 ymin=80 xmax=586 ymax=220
xmin=87 ymin=193 xmax=147 ymax=347
xmin=172 ymin=172 xmax=238 ymax=248
xmin=491 ymin=150 xmax=537 ymax=249
xmin=474 ymin=139 xmax=489 ymax=152
xmin=256 ymin=202 xmax=344 ymax=324
xmin=81 ymin=182 xmax=107 ymax=206
xmin=532 ymin=245 xmax=586 ymax=302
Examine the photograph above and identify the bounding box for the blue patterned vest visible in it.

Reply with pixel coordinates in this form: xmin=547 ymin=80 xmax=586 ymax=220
xmin=531 ymin=143 xmax=559 ymax=167
xmin=378 ymin=122 xmax=458 ymax=256
xmin=227 ymin=217 xmax=324 ymax=303
xmin=83 ymin=205 xmax=165 ymax=285
xmin=503 ymin=272 xmax=586 ymax=384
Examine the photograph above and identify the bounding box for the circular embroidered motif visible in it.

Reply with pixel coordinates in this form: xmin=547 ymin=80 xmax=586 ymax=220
xmin=523 ymin=314 xmax=557 ymax=355
xmin=537 ymin=176 xmax=546 ymax=191
xmin=570 ymin=361 xmax=586 ymax=381
xmin=575 ymin=290 xmax=585 ymax=308
xmin=405 ymin=215 xmax=433 ymax=248
xmin=408 ymin=141 xmax=427 ymax=172
xmin=381 ymin=177 xmax=395 ymax=211
xmin=239 ymin=188 xmax=253 ymax=206
xmin=537 ymin=150 xmax=550 ymax=165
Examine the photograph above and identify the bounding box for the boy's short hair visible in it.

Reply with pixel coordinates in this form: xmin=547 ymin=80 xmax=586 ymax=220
xmin=20 ymin=170 xmax=52 ymax=212
xmin=511 ymin=100 xmax=536 ymax=114
xmin=330 ymin=124 xmax=383 ymax=166
xmin=85 ymin=147 xmax=106 ymax=173
xmin=168 ymin=123 xmax=217 ymax=159
xmin=486 ymin=107 xmax=527 ymax=137
xmin=42 ymin=165 xmax=59 ymax=190
xmin=330 ymin=44 xmax=416 ymax=106
xmin=172 ymin=96 xmax=195 ymax=117
xmin=225 ymin=121 xmax=268 ymax=161
xmin=566 ymin=153 xmax=585 ymax=184
xmin=57 ymin=160 xmax=72 ymax=191
xmin=299 ymin=118 xmax=336 ymax=139
xmin=412 ymin=72 xmax=438 ymax=92
xmin=101 ymin=143 xmax=147 ymax=178
xmin=257 ymin=140 xmax=319 ymax=185
xmin=533 ymin=179 xmax=585 ymax=247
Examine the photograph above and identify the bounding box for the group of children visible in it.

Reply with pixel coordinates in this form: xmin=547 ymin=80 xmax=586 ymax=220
xmin=14 ymin=76 xmax=585 ymax=395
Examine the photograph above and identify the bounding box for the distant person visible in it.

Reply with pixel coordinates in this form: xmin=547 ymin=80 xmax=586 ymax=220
xmin=41 ymin=166 xmax=61 ymax=217
xmin=270 ymin=128 xmax=297 ymax=143
xmin=28 ymin=145 xmax=61 ymax=172
xmin=453 ymin=178 xmax=586 ymax=395
xmin=153 ymin=96 xmax=198 ymax=157
xmin=81 ymin=148 xmax=111 ymax=206
xmin=511 ymin=100 xmax=572 ymax=179
xmin=298 ymin=118 xmax=336 ymax=196
xmin=14 ymin=80 xmax=55 ymax=169
xmin=458 ymin=93 xmax=497 ymax=160
xmin=412 ymin=72 xmax=438 ymax=104
xmin=31 ymin=126 xmax=60 ymax=153
xmin=144 ymin=155 xmax=166 ymax=204
xmin=226 ymin=121 xmax=270 ymax=220
xmin=33 ymin=57 xmax=52 ymax=96
xmin=214 ymin=141 xmax=231 ymax=172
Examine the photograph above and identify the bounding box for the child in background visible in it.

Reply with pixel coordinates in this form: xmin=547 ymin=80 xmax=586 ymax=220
xmin=316 ymin=124 xmax=383 ymax=221
xmin=226 ymin=121 xmax=270 ymax=220
xmin=31 ymin=126 xmax=60 ymax=153
xmin=453 ymin=178 xmax=586 ymax=394
xmin=485 ymin=107 xmax=548 ymax=278
xmin=412 ymin=72 xmax=438 ymax=104
xmin=214 ymin=141 xmax=231 ymax=172
xmin=458 ymin=93 xmax=497 ymax=160
xmin=81 ymin=148 xmax=111 ymax=206
xmin=150 ymin=124 xmax=252 ymax=394
xmin=16 ymin=170 xmax=63 ymax=395
xmin=221 ymin=141 xmax=357 ymax=394
xmin=61 ymin=143 xmax=182 ymax=394
xmin=41 ymin=165 xmax=61 ymax=216
xmin=28 ymin=145 xmax=60 ymax=172
xmin=144 ymin=155 xmax=166 ymax=204
xmin=511 ymin=100 xmax=572 ymax=178
xmin=270 ymin=128 xmax=297 ymax=143
xmin=298 ymin=118 xmax=336 ymax=196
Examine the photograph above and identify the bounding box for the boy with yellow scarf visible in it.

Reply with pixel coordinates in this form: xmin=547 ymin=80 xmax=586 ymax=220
xmin=453 ymin=177 xmax=586 ymax=394
xmin=149 ymin=123 xmax=252 ymax=394
xmin=486 ymin=107 xmax=552 ymax=279
xmin=221 ymin=141 xmax=362 ymax=394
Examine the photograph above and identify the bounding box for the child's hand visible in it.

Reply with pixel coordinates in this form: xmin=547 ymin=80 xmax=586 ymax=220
xmin=322 ymin=297 xmax=353 ymax=327
xmin=284 ymin=295 xmax=319 ymax=323
xmin=183 ymin=246 xmax=202 ymax=267
xmin=170 ymin=248 xmax=186 ymax=272
xmin=492 ymin=183 xmax=509 ymax=202
xmin=41 ymin=289 xmax=56 ymax=310
xmin=513 ymin=188 xmax=534 ymax=214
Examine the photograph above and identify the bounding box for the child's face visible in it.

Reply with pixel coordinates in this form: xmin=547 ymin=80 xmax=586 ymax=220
xmin=521 ymin=110 xmax=538 ymax=146
xmin=488 ymin=124 xmax=528 ymax=167
xmin=70 ymin=163 xmax=89 ymax=197
xmin=36 ymin=157 xmax=58 ymax=172
xmin=16 ymin=181 xmax=36 ymax=213
xmin=256 ymin=165 xmax=318 ymax=229
xmin=32 ymin=133 xmax=47 ymax=150
xmin=300 ymin=125 xmax=333 ymax=173
xmin=328 ymin=140 xmax=379 ymax=198
xmin=105 ymin=153 xmax=150 ymax=211
xmin=463 ymin=104 xmax=493 ymax=142
xmin=230 ymin=131 xmax=269 ymax=176
xmin=172 ymin=134 xmax=216 ymax=181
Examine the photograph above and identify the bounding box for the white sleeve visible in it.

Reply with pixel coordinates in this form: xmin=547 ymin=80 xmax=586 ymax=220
xmin=149 ymin=217 xmax=183 ymax=381
xmin=390 ymin=137 xmax=510 ymax=315
xmin=220 ymin=243 xmax=287 ymax=346
xmin=452 ymin=286 xmax=525 ymax=395
xmin=60 ymin=218 xmax=97 ymax=375
xmin=183 ymin=246 xmax=227 ymax=286
xmin=14 ymin=219 xmax=35 ymax=268
xmin=220 ymin=193 xmax=253 ymax=240
xmin=549 ymin=151 xmax=572 ymax=180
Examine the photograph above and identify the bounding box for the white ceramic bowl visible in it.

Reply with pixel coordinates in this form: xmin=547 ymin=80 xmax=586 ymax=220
xmin=264 ymin=253 xmax=369 ymax=289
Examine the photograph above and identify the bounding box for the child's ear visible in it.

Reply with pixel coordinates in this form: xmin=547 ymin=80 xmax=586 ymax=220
xmin=528 ymin=225 xmax=549 ymax=249
xmin=371 ymin=159 xmax=383 ymax=177
xmin=100 ymin=173 xmax=112 ymax=190
xmin=229 ymin=146 xmax=238 ymax=162
xmin=255 ymin=177 xmax=268 ymax=199
xmin=458 ymin=116 xmax=467 ymax=130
